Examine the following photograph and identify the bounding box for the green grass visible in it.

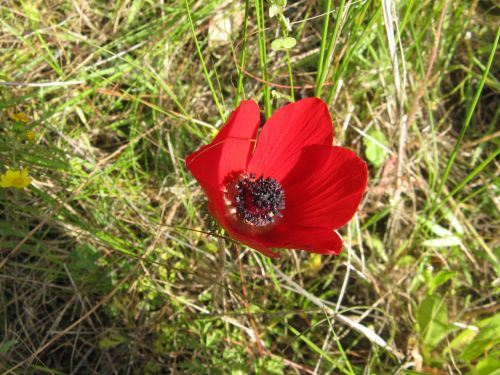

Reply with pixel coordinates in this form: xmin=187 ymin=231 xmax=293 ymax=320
xmin=1 ymin=0 xmax=499 ymax=373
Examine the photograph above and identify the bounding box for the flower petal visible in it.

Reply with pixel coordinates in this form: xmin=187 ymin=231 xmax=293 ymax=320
xmin=186 ymin=100 xmax=260 ymax=186
xmin=225 ymin=225 xmax=281 ymax=258
xmin=263 ymin=227 xmax=343 ymax=255
xmin=202 ymin=198 xmax=281 ymax=258
xmin=185 ymin=101 xmax=277 ymax=257
xmin=21 ymin=177 xmax=31 ymax=188
xmin=212 ymin=100 xmax=261 ymax=146
xmin=185 ymin=101 xmax=261 ymax=219
xmin=281 ymin=145 xmax=368 ymax=229
xmin=247 ymin=98 xmax=333 ymax=182
xmin=5 ymin=170 xmax=19 ymax=179
xmin=186 ymin=139 xmax=250 ymax=197
xmin=186 ymin=101 xmax=261 ymax=216
xmin=187 ymin=140 xmax=280 ymax=259
xmin=0 ymin=178 xmax=11 ymax=187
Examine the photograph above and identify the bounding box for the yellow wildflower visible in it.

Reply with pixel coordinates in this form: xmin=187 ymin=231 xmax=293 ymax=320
xmin=0 ymin=168 xmax=32 ymax=189
xmin=26 ymin=129 xmax=36 ymax=141
xmin=8 ymin=111 xmax=30 ymax=123
xmin=308 ymin=253 xmax=323 ymax=274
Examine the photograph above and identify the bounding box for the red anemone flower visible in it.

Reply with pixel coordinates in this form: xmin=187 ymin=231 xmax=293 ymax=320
xmin=186 ymin=98 xmax=368 ymax=258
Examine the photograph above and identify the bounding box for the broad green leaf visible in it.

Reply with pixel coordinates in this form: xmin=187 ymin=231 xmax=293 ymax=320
xmin=428 ymin=270 xmax=457 ymax=295
xmin=271 ymin=37 xmax=296 ymax=51
xmin=417 ymin=295 xmax=453 ymax=351
xmin=473 ymin=357 xmax=500 ymax=375
xmin=418 ymin=217 xmax=453 ymax=237
xmin=469 ymin=358 xmax=500 ymax=375
xmin=449 ymin=326 xmax=478 ymax=354
xmin=363 ymin=129 xmax=388 ymax=167
xmin=70 ymin=244 xmax=100 ymax=273
xmin=461 ymin=313 xmax=500 ymax=362
xmin=367 ymin=234 xmax=388 ymax=262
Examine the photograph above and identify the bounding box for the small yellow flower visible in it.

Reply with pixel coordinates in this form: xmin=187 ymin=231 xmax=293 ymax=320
xmin=0 ymin=168 xmax=32 ymax=189
xmin=308 ymin=253 xmax=323 ymax=274
xmin=8 ymin=111 xmax=30 ymax=123
xmin=26 ymin=129 xmax=36 ymax=141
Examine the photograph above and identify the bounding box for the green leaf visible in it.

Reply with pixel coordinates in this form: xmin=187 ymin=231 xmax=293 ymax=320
xmin=127 ymin=0 xmax=144 ymax=26
xmin=269 ymin=4 xmax=279 ymax=17
xmin=262 ymin=355 xmax=285 ymax=375
xmin=271 ymin=37 xmax=296 ymax=51
xmin=20 ymin=150 xmax=69 ymax=170
xmin=99 ymin=333 xmax=127 ymax=349
xmin=363 ymin=129 xmax=388 ymax=167
xmin=461 ymin=313 xmax=500 ymax=362
xmin=70 ymin=244 xmax=100 ymax=273
xmin=21 ymin=0 xmax=40 ymax=23
xmin=473 ymin=357 xmax=500 ymax=375
xmin=428 ymin=270 xmax=456 ymax=295
xmin=367 ymin=234 xmax=388 ymax=262
xmin=417 ymin=295 xmax=453 ymax=351
xmin=0 ymin=339 xmax=18 ymax=354
xmin=68 ymin=244 xmax=112 ymax=292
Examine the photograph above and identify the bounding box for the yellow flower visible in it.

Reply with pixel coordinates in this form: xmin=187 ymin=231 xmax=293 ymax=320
xmin=26 ymin=129 xmax=36 ymax=141
xmin=8 ymin=111 xmax=30 ymax=123
xmin=307 ymin=253 xmax=323 ymax=274
xmin=0 ymin=168 xmax=32 ymax=189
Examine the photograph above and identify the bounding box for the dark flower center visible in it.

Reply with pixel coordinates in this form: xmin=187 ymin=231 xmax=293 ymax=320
xmin=227 ymin=173 xmax=285 ymax=227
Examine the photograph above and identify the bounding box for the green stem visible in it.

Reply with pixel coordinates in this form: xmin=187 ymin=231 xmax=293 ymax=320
xmin=315 ymin=0 xmax=332 ymax=97
xmin=278 ymin=9 xmax=295 ymax=101
xmin=315 ymin=0 xmax=346 ymax=98
xmin=285 ymin=50 xmax=295 ymax=100
xmin=184 ymin=0 xmax=225 ymax=120
xmin=434 ymin=25 xmax=499 ymax=204
xmin=235 ymin=0 xmax=250 ymax=105
xmin=254 ymin=0 xmax=271 ymax=117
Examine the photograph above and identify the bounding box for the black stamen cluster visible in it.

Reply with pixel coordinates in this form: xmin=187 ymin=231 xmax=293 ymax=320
xmin=233 ymin=173 xmax=285 ymax=227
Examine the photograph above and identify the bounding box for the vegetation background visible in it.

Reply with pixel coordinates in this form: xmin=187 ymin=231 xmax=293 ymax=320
xmin=0 ymin=0 xmax=498 ymax=373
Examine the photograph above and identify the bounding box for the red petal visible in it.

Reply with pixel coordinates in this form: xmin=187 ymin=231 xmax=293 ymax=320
xmin=185 ymin=101 xmax=281 ymax=257
xmin=226 ymin=227 xmax=281 ymax=258
xmin=206 ymin=204 xmax=281 ymax=258
xmin=262 ymin=227 xmax=343 ymax=255
xmin=186 ymin=100 xmax=261 ymax=188
xmin=213 ymin=100 xmax=261 ymax=146
xmin=189 ymin=141 xmax=280 ymax=259
xmin=281 ymin=145 xmax=368 ymax=229
xmin=205 ymin=195 xmax=280 ymax=258
xmin=247 ymin=98 xmax=333 ymax=182
xmin=250 ymin=244 xmax=281 ymax=258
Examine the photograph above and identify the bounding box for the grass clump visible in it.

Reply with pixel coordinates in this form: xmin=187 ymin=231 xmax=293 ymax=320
xmin=1 ymin=0 xmax=498 ymax=373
